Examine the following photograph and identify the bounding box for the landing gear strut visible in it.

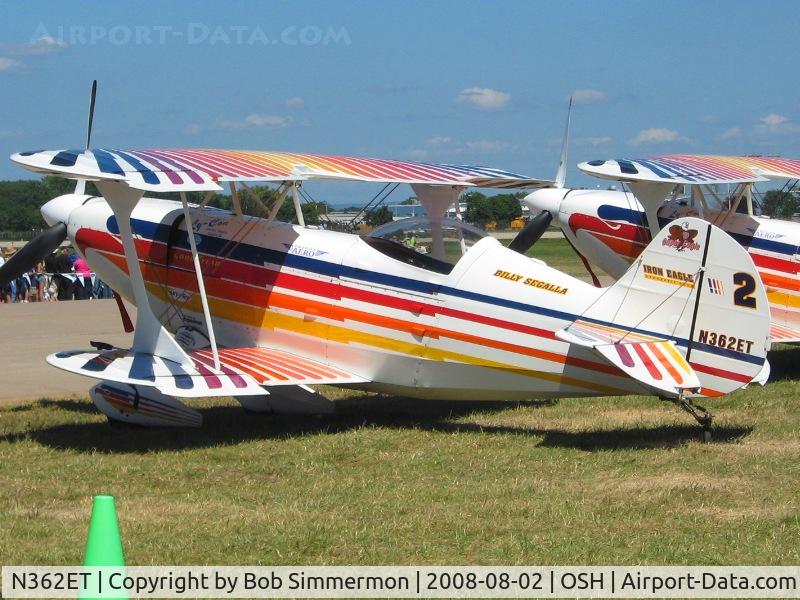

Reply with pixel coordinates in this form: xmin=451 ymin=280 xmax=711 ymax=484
xmin=663 ymin=395 xmax=714 ymax=442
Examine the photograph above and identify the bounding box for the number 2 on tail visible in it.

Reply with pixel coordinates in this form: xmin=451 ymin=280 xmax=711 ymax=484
xmin=733 ymin=272 xmax=756 ymax=309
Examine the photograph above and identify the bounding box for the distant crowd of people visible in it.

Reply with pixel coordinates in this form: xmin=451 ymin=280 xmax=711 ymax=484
xmin=0 ymin=245 xmax=113 ymax=303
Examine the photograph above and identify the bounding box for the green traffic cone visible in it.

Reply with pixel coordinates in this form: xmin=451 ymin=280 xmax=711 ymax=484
xmin=80 ymin=495 xmax=126 ymax=600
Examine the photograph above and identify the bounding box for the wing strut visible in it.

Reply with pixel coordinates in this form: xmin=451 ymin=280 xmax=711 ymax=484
xmin=291 ymin=182 xmax=305 ymax=227
xmin=180 ymin=192 xmax=220 ymax=370
xmin=95 ymin=181 xmax=194 ymax=368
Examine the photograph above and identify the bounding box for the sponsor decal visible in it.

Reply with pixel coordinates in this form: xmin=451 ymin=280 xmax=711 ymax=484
xmin=492 ymin=269 xmax=568 ymax=295
xmin=172 ymin=250 xmax=223 ymax=271
xmin=175 ymin=326 xmax=210 ymax=350
xmin=283 ymin=243 xmax=329 ymax=258
xmin=642 ymin=264 xmax=695 ymax=288
xmin=698 ymin=329 xmax=754 ymax=354
xmin=168 ymin=288 xmax=192 ymax=303
xmin=663 ymin=222 xmax=701 ymax=252
xmin=750 ymin=228 xmax=785 ymax=240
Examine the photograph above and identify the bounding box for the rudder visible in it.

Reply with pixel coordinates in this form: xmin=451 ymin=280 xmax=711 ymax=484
xmin=573 ymin=217 xmax=770 ymax=396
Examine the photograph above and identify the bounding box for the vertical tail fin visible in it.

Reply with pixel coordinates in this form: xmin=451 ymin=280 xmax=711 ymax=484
xmin=567 ymin=217 xmax=770 ymax=396
xmin=554 ymin=96 xmax=572 ymax=189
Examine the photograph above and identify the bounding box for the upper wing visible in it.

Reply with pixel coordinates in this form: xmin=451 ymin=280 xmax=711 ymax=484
xmin=578 ymin=154 xmax=800 ymax=185
xmin=11 ymin=148 xmax=551 ymax=192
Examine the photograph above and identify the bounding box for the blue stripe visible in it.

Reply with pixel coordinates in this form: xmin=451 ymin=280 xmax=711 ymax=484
xmin=51 ymin=149 xmax=82 ymax=167
xmin=635 ymin=158 xmax=678 ymax=180
xmin=130 ymin=352 xmax=156 ymax=381
xmin=597 ymin=204 xmax=648 ymax=227
xmin=111 ymin=150 xmax=160 ymax=185
xmin=130 ymin=220 xmax=764 ymax=367
xmin=92 ymin=149 xmax=125 ymax=176
xmin=727 ymin=230 xmax=796 ymax=256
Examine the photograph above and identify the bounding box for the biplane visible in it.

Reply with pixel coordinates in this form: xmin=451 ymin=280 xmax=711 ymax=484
xmin=0 ymin=87 xmax=772 ymax=437
xmin=524 ymin=103 xmax=800 ymax=343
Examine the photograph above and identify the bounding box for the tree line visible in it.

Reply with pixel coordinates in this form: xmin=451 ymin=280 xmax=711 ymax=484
xmin=3 ymin=177 xmax=794 ymax=236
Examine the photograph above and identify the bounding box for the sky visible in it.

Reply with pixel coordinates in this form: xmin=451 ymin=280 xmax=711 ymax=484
xmin=0 ymin=0 xmax=798 ymax=204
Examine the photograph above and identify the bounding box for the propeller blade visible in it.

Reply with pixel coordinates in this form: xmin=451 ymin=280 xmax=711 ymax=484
xmin=0 ymin=223 xmax=67 ymax=288
xmin=113 ymin=290 xmax=135 ymax=333
xmin=85 ymin=79 xmax=97 ymax=151
xmin=508 ymin=210 xmax=552 ymax=254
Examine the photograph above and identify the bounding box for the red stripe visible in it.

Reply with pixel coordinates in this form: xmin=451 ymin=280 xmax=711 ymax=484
xmin=614 ymin=344 xmax=635 ymax=367
xmin=690 ymin=361 xmax=753 ymax=383
xmin=228 ymin=348 xmax=336 ymax=379
xmin=750 ymin=252 xmax=800 ymax=275
xmin=633 ymin=344 xmax=662 ymax=380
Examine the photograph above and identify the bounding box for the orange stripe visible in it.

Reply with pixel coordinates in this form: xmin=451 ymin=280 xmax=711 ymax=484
xmin=648 ymin=342 xmax=683 ymax=385
xmin=661 ymin=341 xmax=692 ymax=375
xmin=760 ymin=271 xmax=800 ymax=292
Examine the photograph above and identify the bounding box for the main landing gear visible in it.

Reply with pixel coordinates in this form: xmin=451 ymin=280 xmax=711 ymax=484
xmin=663 ymin=395 xmax=714 ymax=442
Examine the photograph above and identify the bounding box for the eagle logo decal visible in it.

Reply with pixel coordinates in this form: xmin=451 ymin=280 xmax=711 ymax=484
xmin=663 ymin=222 xmax=701 ymax=252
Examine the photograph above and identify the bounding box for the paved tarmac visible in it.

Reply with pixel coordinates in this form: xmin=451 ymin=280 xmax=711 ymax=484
xmin=0 ymin=299 xmax=135 ymax=401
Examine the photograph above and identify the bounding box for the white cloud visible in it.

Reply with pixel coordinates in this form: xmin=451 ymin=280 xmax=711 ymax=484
xmin=464 ymin=139 xmax=515 ymax=153
xmin=183 ymin=123 xmax=202 ymax=135
xmin=760 ymin=114 xmax=787 ymax=126
xmin=570 ymin=89 xmax=607 ymax=105
xmin=217 ymin=114 xmax=293 ymax=130
xmin=0 ymin=57 xmax=21 ymax=72
xmin=405 ymin=148 xmax=429 ymax=160
xmin=720 ymin=126 xmax=741 ymax=140
xmin=25 ymin=35 xmax=68 ymax=56
xmin=427 ymin=136 xmax=452 ymax=146
xmin=755 ymin=113 xmax=800 ymax=135
xmin=629 ymin=128 xmax=681 ymax=145
xmin=285 ymin=96 xmax=304 ymax=109
xmin=456 ymin=87 xmax=510 ymax=111
xmin=576 ymin=136 xmax=612 ymax=146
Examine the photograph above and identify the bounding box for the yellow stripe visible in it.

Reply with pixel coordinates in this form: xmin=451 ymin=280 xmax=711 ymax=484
xmin=767 ymin=289 xmax=800 ymax=309
xmin=659 ymin=341 xmax=692 ymax=376
xmin=146 ymin=283 xmax=629 ymax=395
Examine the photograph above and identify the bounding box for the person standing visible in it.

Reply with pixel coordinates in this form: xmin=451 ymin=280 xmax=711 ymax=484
xmin=73 ymin=255 xmax=92 ymax=300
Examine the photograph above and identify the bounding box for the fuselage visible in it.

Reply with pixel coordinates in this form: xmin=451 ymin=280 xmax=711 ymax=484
xmin=525 ymin=187 xmax=800 ymax=339
xmin=52 ymin=194 xmax=754 ymax=401
xmin=61 ymin=194 xmax=646 ymax=401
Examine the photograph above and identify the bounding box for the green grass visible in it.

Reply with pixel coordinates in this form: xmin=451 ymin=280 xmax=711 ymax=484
xmin=2 ymin=346 xmax=800 ymax=566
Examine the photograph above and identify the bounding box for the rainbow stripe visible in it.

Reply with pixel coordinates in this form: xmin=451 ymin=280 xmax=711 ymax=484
xmin=13 ymin=148 xmax=550 ymax=192
xmin=581 ymin=154 xmax=800 ymax=184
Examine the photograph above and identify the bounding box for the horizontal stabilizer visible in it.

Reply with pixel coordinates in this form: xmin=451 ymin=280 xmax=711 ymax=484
xmin=557 ymin=319 xmax=701 ymax=397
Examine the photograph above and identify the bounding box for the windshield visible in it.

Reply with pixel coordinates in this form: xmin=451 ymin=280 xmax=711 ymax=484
xmin=368 ymin=217 xmax=488 ymax=265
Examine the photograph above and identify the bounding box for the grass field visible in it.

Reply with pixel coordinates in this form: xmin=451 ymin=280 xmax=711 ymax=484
xmin=1 ymin=236 xmax=797 ymax=567
xmin=2 ymin=345 xmax=800 ymax=566
xmin=501 ymin=235 xmax=590 ymax=277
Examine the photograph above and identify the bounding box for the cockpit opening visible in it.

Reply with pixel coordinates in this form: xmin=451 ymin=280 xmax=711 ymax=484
xmin=363 ymin=217 xmax=489 ymax=274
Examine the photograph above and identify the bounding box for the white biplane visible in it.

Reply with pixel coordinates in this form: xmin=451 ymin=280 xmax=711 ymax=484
xmin=0 ymin=87 xmax=773 ymax=437
xmin=525 ymin=102 xmax=800 ymax=343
